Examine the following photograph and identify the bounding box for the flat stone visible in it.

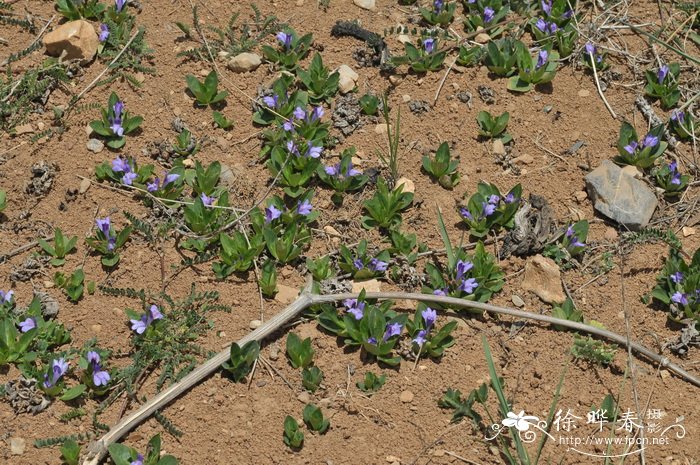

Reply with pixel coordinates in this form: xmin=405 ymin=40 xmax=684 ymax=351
xmin=351 ymin=279 xmax=381 ymax=293
xmin=353 ymin=0 xmax=375 ymax=10
xmin=14 ymin=124 xmax=34 ymax=135
xmin=375 ymin=123 xmax=388 ymax=135
xmin=227 ymin=52 xmax=261 ymax=72
xmin=402 ymin=94 xmax=411 ymax=103
xmin=492 ymin=139 xmax=506 ymax=156
xmin=86 ymin=138 xmax=104 ymax=153
xmin=683 ymin=226 xmax=696 ymax=237
xmin=337 ymin=64 xmax=358 ymax=94
xmin=398 ymin=34 xmax=411 ymax=44
xmin=521 ymin=255 xmax=566 ymax=304
xmin=399 ymin=390 xmax=414 ymax=403
xmin=514 ymin=154 xmax=534 ymax=165
xmin=573 ymin=190 xmax=588 ymax=202
xmin=511 ymin=294 xmax=525 ymax=307
xmin=297 ymin=392 xmax=311 ymax=404
xmin=395 ymin=177 xmax=415 ymax=195
xmin=474 ymin=33 xmax=491 ymax=44
xmin=388 ymin=75 xmax=402 ymax=86
xmin=585 ymin=160 xmax=658 ymax=231
xmin=79 ymin=178 xmax=91 ymax=193
xmin=44 ymin=20 xmax=98 ymax=63
xmin=249 ymin=319 xmax=262 ymax=330
xmin=10 ymin=437 xmax=25 ymax=455
xmin=275 ymin=284 xmax=299 ymax=304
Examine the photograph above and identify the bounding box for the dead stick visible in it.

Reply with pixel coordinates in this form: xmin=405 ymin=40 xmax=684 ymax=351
xmin=81 ymin=285 xmax=700 ymax=465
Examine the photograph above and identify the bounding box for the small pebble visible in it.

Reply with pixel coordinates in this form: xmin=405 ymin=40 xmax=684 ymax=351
xmin=511 ymin=295 xmax=525 ymax=307
xmin=297 ymin=392 xmax=311 ymax=404
xmin=79 ymin=178 xmax=91 ymax=194
xmin=399 ymin=390 xmax=414 ymax=403
xmin=86 ymin=138 xmax=104 ymax=153
xmin=10 ymin=437 xmax=26 ymax=455
xmin=249 ymin=319 xmax=262 ymax=330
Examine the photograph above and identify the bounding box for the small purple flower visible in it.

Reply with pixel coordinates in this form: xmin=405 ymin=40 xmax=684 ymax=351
xmin=130 ymin=304 xmax=163 ymax=334
xmin=459 ymin=277 xmax=479 ymax=294
xmin=262 ymin=95 xmax=279 ymax=108
xmin=297 ymin=200 xmax=313 ymax=216
xmin=483 ymin=6 xmax=494 ymax=23
xmin=670 ymin=272 xmax=683 ymax=283
xmin=122 ymin=171 xmax=137 ymax=186
xmin=423 ymin=37 xmax=435 ymax=54
xmin=536 ymin=18 xmax=547 ymax=32
xmin=130 ymin=454 xmax=144 ymax=465
xmin=293 ymin=107 xmax=306 ymax=120
xmin=282 ymin=120 xmax=295 ymax=132
xmin=623 ymin=141 xmax=638 ymax=154
xmin=109 ymin=117 xmax=124 ymax=137
xmin=367 ymin=337 xmax=378 ymax=345
xmin=549 ymin=23 xmax=558 ymax=33
xmin=200 ymin=193 xmax=215 ymax=207
xmin=369 ymin=258 xmax=388 ymax=272
xmin=87 ymin=351 xmax=100 ymax=365
xmin=503 ymin=192 xmax=517 ymax=204
xmin=541 ymin=0 xmax=552 ymax=15
xmin=585 ymin=42 xmax=595 ymax=56
xmin=146 ymin=179 xmax=159 ymax=192
xmin=276 ymin=31 xmax=292 ymax=50
xmin=455 ymin=260 xmax=474 ymax=281
xmin=460 ymin=208 xmax=473 ymax=221
xmin=568 ymin=237 xmax=585 ymax=249
xmin=433 ymin=288 xmax=447 ymax=296
xmin=566 ymin=225 xmax=575 ymax=237
xmin=96 ymin=217 xmax=111 ymax=238
xmin=671 ymin=291 xmax=688 ymax=305
xmin=164 ymin=173 xmax=180 ymax=186
xmin=413 ymin=329 xmax=427 ymax=346
xmin=264 ymin=205 xmax=282 ymax=224
xmin=657 ymin=65 xmax=669 ymax=84
xmin=344 ymin=299 xmax=365 ymax=320
xmin=306 ymin=143 xmax=322 ymax=158
xmin=671 ymin=110 xmax=685 ymax=124
xmin=99 ymin=24 xmax=110 ymax=42
xmin=383 ymin=322 xmax=403 ymax=341
xmin=422 ymin=308 xmax=437 ymax=328
xmin=671 ymin=171 xmax=682 ymax=185
xmin=287 ymin=140 xmax=300 ymax=156
xmin=43 ymin=358 xmax=68 ymax=389
xmin=19 ymin=317 xmax=36 ymax=333
xmin=113 ymin=101 xmax=124 ymax=120
xmin=487 ymin=194 xmax=500 ymax=205
xmin=111 ymin=156 xmax=129 ymax=173
xmin=93 ymin=369 xmax=111 ymax=387
xmin=433 ymin=0 xmax=444 ymax=13
xmin=642 ymin=134 xmax=659 ymax=148
xmin=353 ymin=258 xmax=364 ymax=270
xmin=310 ymin=106 xmax=324 ymax=121
xmin=0 ymin=290 xmax=14 ymax=304
xmin=325 ymin=165 xmax=339 ymax=176
xmin=536 ymin=49 xmax=548 ymax=69
xmin=482 ymin=202 xmax=497 ymax=217
xmin=563 ymin=8 xmax=573 ymax=18
xmin=115 ymin=0 xmax=126 ymax=12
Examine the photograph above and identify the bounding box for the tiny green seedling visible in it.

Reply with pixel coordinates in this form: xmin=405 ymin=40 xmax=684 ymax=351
xmin=60 ymin=439 xmax=81 ymax=465
xmin=53 ymin=268 xmax=85 ymax=303
xmin=171 ymin=129 xmax=200 ymax=157
xmin=305 ymin=256 xmax=334 ymax=281
xmin=476 ymin=111 xmax=511 ymax=142
xmin=655 ymin=161 xmax=689 ymax=198
xmin=186 ymin=70 xmax=229 ymax=106
xmin=259 ymin=259 xmax=278 ymax=298
xmin=572 ymin=333 xmax=616 ymax=365
xmin=438 ymin=386 xmax=486 ymax=423
xmin=0 ymin=190 xmax=6 ymax=213
xmin=55 ymin=0 xmax=104 ymax=20
xmin=303 ymin=403 xmax=330 ymax=433
xmin=484 ymin=38 xmax=520 ymax=77
xmin=283 ymin=415 xmax=304 ymax=448
xmin=39 ymin=228 xmax=78 ymax=266
xmin=213 ymin=231 xmax=263 ymax=278
xmin=212 ymin=111 xmax=234 ymax=130
xmin=422 ymin=141 xmax=460 ymax=189
xmin=85 ymin=217 xmax=132 ymax=267
xmin=356 ymin=371 xmax=386 ymax=394
xmin=359 ymin=93 xmax=379 ymax=115
xmin=362 ymin=178 xmax=414 ymax=229
xmin=297 ymin=53 xmax=339 ymax=103
xmin=392 ymin=37 xmax=446 ymax=73
xmin=550 ymin=298 xmax=583 ymax=330
xmin=108 ymin=434 xmax=179 ymax=465
xmin=286 ymin=332 xmax=314 ymax=369
xmin=222 ymin=340 xmax=260 ymax=382
xmin=302 ymin=366 xmax=323 ymax=392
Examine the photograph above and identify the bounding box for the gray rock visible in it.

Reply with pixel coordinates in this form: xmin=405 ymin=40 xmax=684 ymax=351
xmin=585 ymin=160 xmax=658 ymax=231
xmin=86 ymin=138 xmax=104 ymax=153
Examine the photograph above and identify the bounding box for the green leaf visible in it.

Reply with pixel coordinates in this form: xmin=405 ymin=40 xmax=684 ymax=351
xmin=60 ymin=384 xmax=87 ymax=401
xmin=108 ymin=443 xmax=135 ymax=465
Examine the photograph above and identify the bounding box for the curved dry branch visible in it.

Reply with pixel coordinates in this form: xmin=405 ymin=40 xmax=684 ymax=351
xmin=81 ymin=285 xmax=700 ymax=465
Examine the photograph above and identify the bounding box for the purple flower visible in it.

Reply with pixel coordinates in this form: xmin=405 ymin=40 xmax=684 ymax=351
xmin=287 ymin=140 xmax=300 ymax=156
xmin=344 ymin=299 xmax=365 ymax=320
xmin=503 ymin=192 xmax=517 ymax=204
xmin=585 ymin=42 xmax=595 ymax=56
xmin=671 ymin=110 xmax=685 ymax=124
xmin=111 ymin=156 xmax=129 ymax=173
xmin=264 ymin=205 xmax=282 ymax=224
xmin=487 ymin=194 xmax=500 ymax=205
xmin=455 ymin=260 xmax=474 ymax=280
xmin=0 ymin=290 xmax=14 ymax=304
xmin=549 ymin=23 xmax=558 ymax=33
xmin=293 ymin=107 xmax=306 ymax=120
xmin=671 ymin=291 xmax=688 ymax=305
xmin=93 ymin=369 xmax=111 ymax=387
xmin=130 ymin=454 xmax=144 ymax=465
xmin=482 ymin=202 xmax=496 ymax=217
xmin=109 ymin=117 xmax=124 ymax=137
xmin=536 ymin=18 xmax=547 ymax=32
xmin=115 ymin=0 xmax=126 ymax=12
xmin=325 ymin=165 xmax=339 ymax=176
xmin=130 ymin=304 xmax=163 ymax=334
xmin=282 ymin=120 xmax=295 ymax=132
xmin=459 ymin=277 xmax=478 ymax=294
xmin=413 ymin=329 xmax=427 ymax=346
xmin=642 ymin=134 xmax=659 ymax=148
xmin=460 ymin=208 xmax=473 ymax=221
xmin=99 ymin=24 xmax=110 ymax=42
xmin=297 ymin=200 xmax=313 ymax=216
xmin=483 ymin=6 xmax=494 ymax=23
xmin=306 ymin=143 xmax=322 ymax=158
xmin=310 ymin=106 xmax=324 ymax=121
xmin=19 ymin=317 xmax=36 ymax=333
xmin=164 ymin=173 xmax=180 ymax=186
xmin=113 ymin=101 xmax=124 ymax=120
xmin=369 ymin=258 xmax=388 ymax=272
xmin=423 ymin=37 xmax=435 ymax=54
xmin=146 ymin=179 xmax=159 ymax=192
xmin=43 ymin=358 xmax=68 ymax=389
xmin=623 ymin=141 xmax=638 ymax=155
xmin=541 ymin=0 xmax=552 ymax=15
xmin=566 ymin=225 xmax=575 ymax=237
xmin=122 ymin=171 xmax=137 ymax=186
xmin=276 ymin=31 xmax=292 ymax=50
xmin=367 ymin=337 xmax=378 ymax=345
xmin=563 ymin=8 xmax=573 ymax=18
xmin=87 ymin=351 xmax=100 ymax=365
xmin=670 ymin=272 xmax=684 ymax=284
xmin=353 ymin=258 xmax=364 ymax=270
xmin=422 ymin=308 xmax=437 ymax=328
xmin=433 ymin=288 xmax=447 ymax=296
xmin=200 ymin=193 xmax=215 ymax=207
xmin=536 ymin=49 xmax=548 ymax=69
xmin=568 ymin=237 xmax=585 ymax=249
xmin=96 ymin=217 xmax=111 ymax=238
xmin=262 ymin=95 xmax=279 ymax=108
xmin=382 ymin=322 xmax=403 ymax=341
xmin=657 ymin=65 xmax=669 ymax=84
xmin=433 ymin=0 xmax=444 ymax=13
xmin=671 ymin=171 xmax=682 ymax=185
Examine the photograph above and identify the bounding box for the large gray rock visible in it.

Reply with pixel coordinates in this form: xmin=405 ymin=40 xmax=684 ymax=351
xmin=585 ymin=160 xmax=657 ymax=231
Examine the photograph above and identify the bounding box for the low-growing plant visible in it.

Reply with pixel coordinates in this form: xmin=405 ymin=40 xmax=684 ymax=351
xmin=376 ymin=93 xmax=402 ymax=181
xmin=362 ymin=178 xmax=414 ymax=229
xmin=259 ymin=259 xmax=278 ymax=297
xmin=0 ymin=190 xmax=6 ymax=213
xmin=212 ymin=111 xmax=234 ymax=130
xmin=85 ymin=217 xmax=132 ymax=267
xmin=53 ymin=268 xmax=85 ymax=303
xmin=90 ymin=92 xmax=143 ymax=149
xmin=359 ymin=93 xmax=379 ymax=115
xmin=298 ymin=53 xmax=339 ymax=103
xmin=303 ymin=403 xmax=330 ymax=433
xmin=543 ymin=220 xmax=588 ymax=267
xmin=651 ymin=245 xmax=700 ymax=325
xmin=55 ymin=0 xmax=104 ymax=20
xmin=222 ymin=340 xmax=260 ymax=382
xmin=551 ymin=298 xmax=583 ymax=330
xmin=476 ymin=110 xmax=511 ymax=142
xmin=406 ymin=306 xmax=457 ymax=358
xmin=582 ymin=42 xmax=609 ymax=72
xmin=306 ymin=256 xmax=334 ymax=281
xmin=420 ymin=0 xmax=456 ymax=26
xmin=171 ymin=129 xmax=200 ymax=157
xmin=39 ymin=228 xmax=78 ymax=266
xmin=669 ymin=109 xmax=696 ymax=140
xmin=283 ymin=415 xmax=304 ymax=448
xmin=613 ymin=122 xmax=667 ymax=169
xmin=186 ymin=70 xmax=228 ymax=106
xmin=393 ymin=37 xmax=446 ymax=73
xmin=645 ymin=63 xmax=680 ymax=110
xmin=286 ymin=332 xmax=314 ymax=369
xmin=571 ymin=333 xmax=616 ymax=365
xmin=262 ymin=29 xmax=313 ymax=70
xmin=422 ymin=142 xmax=460 ymax=189
xmin=655 ymin=161 xmax=689 ymax=197
xmin=553 ymin=23 xmax=578 ymax=58
xmin=356 ymin=371 xmax=386 ymax=394
xmin=386 ymin=230 xmax=422 ymax=265
xmin=508 ymin=48 xmax=559 ymax=92
xmin=213 ymin=230 xmax=264 ymax=278
xmin=60 ymin=439 xmax=81 ymax=465
xmin=302 ymin=366 xmax=323 ymax=392
xmin=108 ymin=434 xmax=179 ymax=465
xmin=456 ymin=44 xmax=485 ymax=67
xmin=438 ymin=386 xmax=486 ymax=423
xmin=458 ymin=182 xmax=522 ymax=238
xmin=484 ymin=38 xmax=521 ymax=76
xmin=464 ymin=3 xmax=508 ymax=35
xmin=96 ymin=155 xmax=155 ymax=189
xmin=318 ymin=148 xmax=369 ymax=205
xmin=338 ymin=240 xmax=390 ymax=279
